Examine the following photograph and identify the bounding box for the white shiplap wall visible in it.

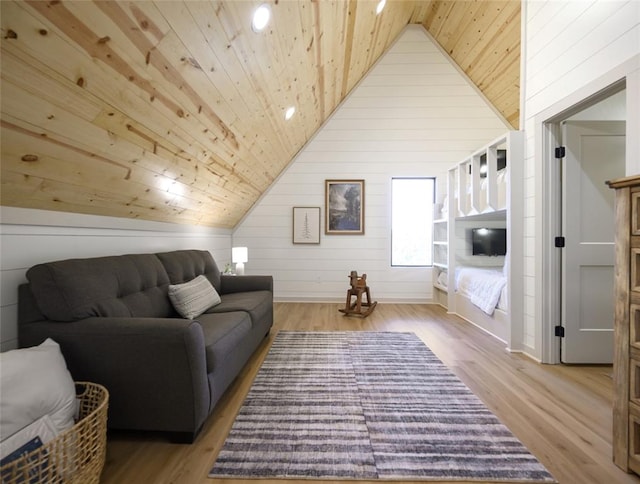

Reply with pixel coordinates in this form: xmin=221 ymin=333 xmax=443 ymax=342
xmin=0 ymin=207 xmax=232 ymax=351
xmin=233 ymin=25 xmax=509 ymax=303
xmin=523 ymin=0 xmax=640 ymax=360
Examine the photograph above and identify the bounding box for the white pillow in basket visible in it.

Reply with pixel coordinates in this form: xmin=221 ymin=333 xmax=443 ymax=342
xmin=0 ymin=338 xmax=76 ymax=441
xmin=168 ymin=275 xmax=221 ymax=320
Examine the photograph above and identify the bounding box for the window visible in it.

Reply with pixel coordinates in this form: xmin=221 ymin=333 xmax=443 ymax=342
xmin=391 ymin=177 xmax=435 ymax=266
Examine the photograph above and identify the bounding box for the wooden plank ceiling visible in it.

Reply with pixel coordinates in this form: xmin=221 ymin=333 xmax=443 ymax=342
xmin=0 ymin=1 xmax=520 ymax=228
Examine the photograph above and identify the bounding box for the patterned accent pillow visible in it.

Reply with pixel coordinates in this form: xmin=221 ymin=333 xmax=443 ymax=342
xmin=168 ymin=275 xmax=221 ymax=320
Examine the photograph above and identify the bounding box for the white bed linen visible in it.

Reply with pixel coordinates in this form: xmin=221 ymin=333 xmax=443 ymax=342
xmin=455 ymin=266 xmax=507 ymax=315
xmin=496 ymin=284 xmax=508 ymax=311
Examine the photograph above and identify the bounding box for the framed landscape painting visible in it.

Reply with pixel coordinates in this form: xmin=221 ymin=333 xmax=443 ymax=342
xmin=292 ymin=207 xmax=321 ymax=244
xmin=325 ymin=179 xmax=364 ymax=235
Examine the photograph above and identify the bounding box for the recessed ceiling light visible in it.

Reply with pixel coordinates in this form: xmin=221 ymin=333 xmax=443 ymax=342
xmin=252 ymin=4 xmax=271 ymax=32
xmin=284 ymin=106 xmax=296 ymax=120
xmin=376 ymin=0 xmax=386 ymax=15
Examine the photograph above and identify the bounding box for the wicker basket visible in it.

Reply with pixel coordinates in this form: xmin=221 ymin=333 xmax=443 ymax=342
xmin=1 ymin=382 xmax=109 ymax=484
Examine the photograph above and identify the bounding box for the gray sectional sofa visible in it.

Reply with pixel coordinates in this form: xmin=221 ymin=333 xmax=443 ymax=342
xmin=17 ymin=249 xmax=273 ymax=443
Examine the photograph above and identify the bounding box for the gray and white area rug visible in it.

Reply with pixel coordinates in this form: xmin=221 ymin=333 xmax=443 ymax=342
xmin=209 ymin=331 xmax=556 ymax=482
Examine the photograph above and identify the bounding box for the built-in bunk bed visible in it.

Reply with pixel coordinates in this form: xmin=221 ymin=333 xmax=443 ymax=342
xmin=432 ymin=131 xmax=524 ymax=351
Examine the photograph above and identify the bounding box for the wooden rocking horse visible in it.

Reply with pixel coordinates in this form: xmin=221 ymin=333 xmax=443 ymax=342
xmin=339 ymin=270 xmax=377 ymax=317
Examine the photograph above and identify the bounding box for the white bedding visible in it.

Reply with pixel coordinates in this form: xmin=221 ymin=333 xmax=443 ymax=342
xmin=455 ymin=266 xmax=507 ymax=315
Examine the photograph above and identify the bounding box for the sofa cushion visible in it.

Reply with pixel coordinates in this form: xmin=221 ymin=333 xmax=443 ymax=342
xmin=169 ymin=275 xmax=221 ymax=320
xmin=156 ymin=250 xmax=221 ymax=292
xmin=206 ymin=290 xmax=272 ymax=327
xmin=197 ymin=312 xmax=251 ymax=374
xmin=26 ymin=254 xmax=173 ymax=322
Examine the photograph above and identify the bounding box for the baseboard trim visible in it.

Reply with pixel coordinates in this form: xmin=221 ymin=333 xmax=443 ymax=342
xmin=273 ymin=296 xmax=432 ymax=304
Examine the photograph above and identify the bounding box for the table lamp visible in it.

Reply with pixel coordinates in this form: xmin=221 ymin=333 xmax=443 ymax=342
xmin=232 ymin=247 xmax=248 ymax=275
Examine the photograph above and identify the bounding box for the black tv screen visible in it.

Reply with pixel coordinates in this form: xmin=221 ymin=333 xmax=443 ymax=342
xmin=472 ymin=228 xmax=507 ymax=256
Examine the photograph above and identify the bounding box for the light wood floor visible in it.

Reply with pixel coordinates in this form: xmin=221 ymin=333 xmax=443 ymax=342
xmin=101 ymin=303 xmax=640 ymax=484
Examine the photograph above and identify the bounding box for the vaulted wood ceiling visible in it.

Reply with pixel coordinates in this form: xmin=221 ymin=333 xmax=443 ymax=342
xmin=0 ymin=1 xmax=520 ymax=228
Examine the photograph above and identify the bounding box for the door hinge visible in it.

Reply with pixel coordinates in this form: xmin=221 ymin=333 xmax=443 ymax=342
xmin=555 ymin=236 xmax=565 ymax=248
xmin=555 ymin=325 xmax=565 ymax=338
xmin=555 ymin=146 xmax=566 ymax=159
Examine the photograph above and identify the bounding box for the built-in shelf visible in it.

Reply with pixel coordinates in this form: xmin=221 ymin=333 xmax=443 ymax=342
xmin=433 ymin=282 xmax=448 ymax=293
xmin=433 ymin=131 xmax=524 ymax=344
xmin=432 ymin=216 xmax=449 ymax=307
xmin=454 ymin=209 xmax=507 ymax=222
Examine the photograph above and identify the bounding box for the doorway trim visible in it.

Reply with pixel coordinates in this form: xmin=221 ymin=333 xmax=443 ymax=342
xmin=536 ymin=55 xmax=639 ymax=364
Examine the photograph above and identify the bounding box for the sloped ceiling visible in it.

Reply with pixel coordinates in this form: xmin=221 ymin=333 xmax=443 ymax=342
xmin=0 ymin=1 xmax=520 ymax=228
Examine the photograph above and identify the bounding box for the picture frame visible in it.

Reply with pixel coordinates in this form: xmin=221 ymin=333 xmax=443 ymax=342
xmin=325 ymin=179 xmax=365 ymax=235
xmin=292 ymin=207 xmax=321 ymax=244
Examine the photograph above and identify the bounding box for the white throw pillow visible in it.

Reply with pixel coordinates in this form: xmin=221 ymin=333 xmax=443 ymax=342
xmin=168 ymin=275 xmax=221 ymax=320
xmin=0 ymin=339 xmax=77 ymax=441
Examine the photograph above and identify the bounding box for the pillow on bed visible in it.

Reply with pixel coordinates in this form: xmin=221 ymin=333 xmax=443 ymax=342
xmin=0 ymin=338 xmax=77 ymax=441
xmin=437 ymin=271 xmax=448 ymax=288
xmin=497 ymin=169 xmax=507 ymax=183
xmin=503 ymin=256 xmax=509 ymax=276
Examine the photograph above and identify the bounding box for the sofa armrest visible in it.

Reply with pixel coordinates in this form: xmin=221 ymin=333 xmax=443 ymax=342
xmin=19 ymin=317 xmax=210 ymax=437
xmin=220 ymin=274 xmax=273 ymax=294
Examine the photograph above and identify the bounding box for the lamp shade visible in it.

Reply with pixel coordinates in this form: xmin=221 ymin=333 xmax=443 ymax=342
xmin=232 ymin=247 xmax=248 ymax=264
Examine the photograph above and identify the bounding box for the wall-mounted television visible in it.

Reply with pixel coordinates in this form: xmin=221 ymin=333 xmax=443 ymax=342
xmin=472 ymin=228 xmax=507 ymax=256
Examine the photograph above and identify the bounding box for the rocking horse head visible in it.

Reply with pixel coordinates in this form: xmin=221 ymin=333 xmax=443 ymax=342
xmin=348 ymin=270 xmax=367 ymax=289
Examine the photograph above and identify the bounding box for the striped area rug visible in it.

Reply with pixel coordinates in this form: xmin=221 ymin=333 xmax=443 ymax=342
xmin=209 ymin=331 xmax=555 ymax=482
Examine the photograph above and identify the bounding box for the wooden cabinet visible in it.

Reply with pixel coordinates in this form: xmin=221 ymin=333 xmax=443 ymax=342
xmin=609 ymin=174 xmax=640 ymax=475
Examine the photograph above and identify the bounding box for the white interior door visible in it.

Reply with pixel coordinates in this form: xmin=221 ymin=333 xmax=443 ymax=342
xmin=561 ymin=121 xmax=625 ymax=363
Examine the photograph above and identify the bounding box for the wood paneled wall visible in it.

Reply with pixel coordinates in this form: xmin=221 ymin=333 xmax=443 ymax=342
xmin=0 ymin=207 xmax=232 ymax=351
xmin=233 ymin=26 xmax=508 ymax=304
xmin=522 ymin=0 xmax=640 ymax=360
xmin=413 ymin=0 xmax=520 ymax=127
xmin=1 ymin=1 xmax=520 ymax=229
